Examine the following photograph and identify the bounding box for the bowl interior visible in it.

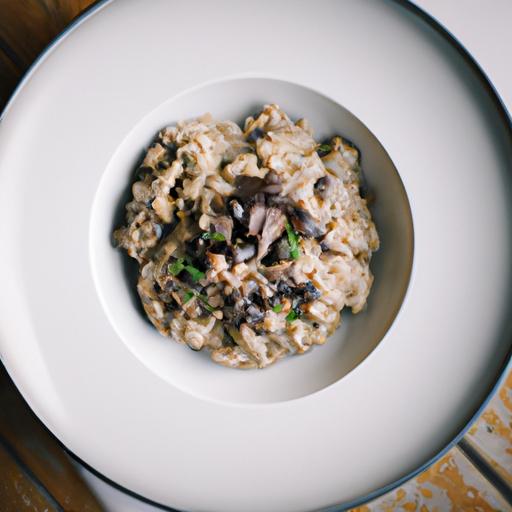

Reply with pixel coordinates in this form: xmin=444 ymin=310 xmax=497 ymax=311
xmin=89 ymin=77 xmax=413 ymax=404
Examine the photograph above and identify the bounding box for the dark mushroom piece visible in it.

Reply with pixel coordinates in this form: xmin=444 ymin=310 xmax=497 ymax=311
xmin=260 ymin=170 xmax=282 ymax=195
xmin=247 ymin=127 xmax=265 ymax=142
xmin=245 ymin=304 xmax=265 ymax=324
xmin=235 ymin=175 xmax=283 ymax=201
xmin=229 ymin=297 xmax=251 ymax=329
xmin=185 ymin=236 xmax=207 ymax=263
xmin=257 ymin=207 xmax=287 ymax=260
xmin=206 ymin=241 xmax=229 ymax=257
xmin=234 ymin=176 xmax=265 ymax=201
xmin=159 ymin=273 xmax=179 ymax=293
xmin=261 ymin=183 xmax=282 ymax=194
xmin=289 ymin=207 xmax=325 ymax=238
xmin=211 ymin=192 xmax=226 ymax=214
xmin=264 ymin=170 xmax=280 ymax=185
xmin=320 ymin=241 xmax=330 ymax=252
xmin=296 ymin=281 xmax=321 ymax=302
xmin=266 ymin=195 xmax=290 ymax=209
xmin=136 ymin=165 xmax=153 ymax=180
xmin=261 ymin=236 xmax=291 ymax=266
xmin=260 ymin=261 xmax=293 ymax=282
xmin=254 ymin=192 xmax=265 ymax=203
xmin=250 ymin=292 xmax=265 ymax=308
xmin=277 ymin=281 xmax=293 ymax=295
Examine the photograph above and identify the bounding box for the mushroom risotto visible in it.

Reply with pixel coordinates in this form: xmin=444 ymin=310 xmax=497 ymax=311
xmin=114 ymin=105 xmax=379 ymax=369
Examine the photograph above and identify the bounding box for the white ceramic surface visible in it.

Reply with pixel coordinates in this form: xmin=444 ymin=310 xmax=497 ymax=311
xmin=0 ymin=1 xmax=511 ymax=511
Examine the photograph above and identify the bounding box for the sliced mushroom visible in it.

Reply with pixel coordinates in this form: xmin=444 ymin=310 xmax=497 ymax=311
xmin=266 ymin=194 xmax=291 ymax=210
xmin=157 ymin=273 xmax=180 ymax=297
xmin=246 ymin=304 xmax=265 ymax=324
xmin=234 ymin=176 xmax=265 ymax=201
xmin=289 ymin=207 xmax=325 ymax=238
xmin=198 ymin=214 xmax=233 ymax=242
xmin=235 ymin=171 xmax=283 ymax=201
xmin=261 ymin=170 xmax=282 ymax=194
xmin=232 ymin=243 xmax=256 ymax=263
xmin=153 ymin=218 xmax=200 ymax=278
xmin=199 ymin=213 xmax=215 ymax=231
xmin=264 ymin=170 xmax=280 ymax=185
xmin=257 ymin=207 xmax=287 ymax=260
xmin=226 ymin=297 xmax=250 ymax=328
xmin=296 ymin=281 xmax=321 ymax=302
xmin=261 ymin=235 xmax=290 ymax=265
xmin=229 ymin=199 xmax=245 ymax=223
xmin=260 ymin=261 xmax=293 ymax=281
xmin=212 ymin=215 xmax=233 ymax=241
xmin=160 ymin=218 xmax=177 ymax=240
xmin=261 ymin=183 xmax=282 ymax=194
xmin=210 ymin=192 xmax=226 ymax=214
xmin=248 ymin=202 xmax=267 ymax=236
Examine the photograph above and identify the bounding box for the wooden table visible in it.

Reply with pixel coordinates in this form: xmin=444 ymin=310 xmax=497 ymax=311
xmin=0 ymin=1 xmax=511 ymax=510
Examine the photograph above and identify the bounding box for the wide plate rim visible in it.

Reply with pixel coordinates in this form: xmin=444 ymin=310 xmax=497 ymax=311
xmin=0 ymin=1 xmax=511 ymax=511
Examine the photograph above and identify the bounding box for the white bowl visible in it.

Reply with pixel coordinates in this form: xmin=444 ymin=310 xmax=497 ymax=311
xmin=90 ymin=77 xmax=414 ymax=404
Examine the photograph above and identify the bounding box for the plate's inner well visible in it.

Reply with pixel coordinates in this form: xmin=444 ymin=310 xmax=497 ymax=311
xmin=90 ymin=77 xmax=414 ymax=404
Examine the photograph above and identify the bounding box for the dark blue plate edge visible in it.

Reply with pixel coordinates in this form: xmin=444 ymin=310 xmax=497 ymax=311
xmin=0 ymin=1 xmax=511 ymax=511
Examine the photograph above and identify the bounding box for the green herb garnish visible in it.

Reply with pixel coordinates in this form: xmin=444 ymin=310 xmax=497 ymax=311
xmin=285 ymin=310 xmax=299 ymax=322
xmin=318 ymin=143 xmax=332 ymax=154
xmin=182 ymin=290 xmax=215 ymax=312
xmin=272 ymin=304 xmax=283 ymax=313
xmin=196 ymin=293 xmax=216 ymax=313
xmin=168 ymin=258 xmax=205 ymax=282
xmin=184 ymin=265 xmax=205 ymax=282
xmin=285 ymin=222 xmax=300 ymax=260
xmin=201 ymin=231 xmax=226 ymax=242
xmin=168 ymin=258 xmax=185 ymax=276
xmin=183 ymin=291 xmax=194 ymax=303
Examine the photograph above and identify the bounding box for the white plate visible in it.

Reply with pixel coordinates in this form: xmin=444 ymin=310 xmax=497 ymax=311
xmin=0 ymin=1 xmax=511 ymax=511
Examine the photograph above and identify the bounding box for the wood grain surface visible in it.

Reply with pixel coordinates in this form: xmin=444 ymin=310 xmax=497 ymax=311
xmin=0 ymin=366 xmax=104 ymax=511
xmin=0 ymin=1 xmax=510 ymax=511
xmin=0 ymin=0 xmax=95 ymax=107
